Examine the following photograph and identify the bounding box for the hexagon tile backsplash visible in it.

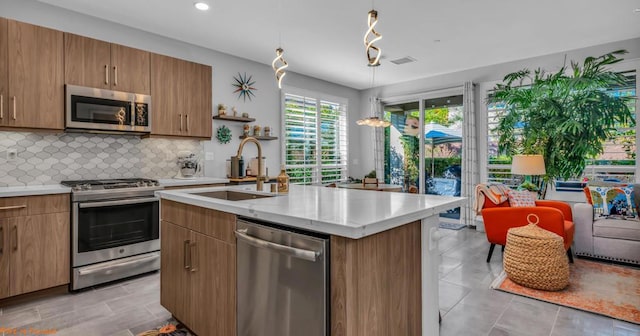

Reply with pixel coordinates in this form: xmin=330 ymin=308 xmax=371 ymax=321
xmin=0 ymin=132 xmax=203 ymax=187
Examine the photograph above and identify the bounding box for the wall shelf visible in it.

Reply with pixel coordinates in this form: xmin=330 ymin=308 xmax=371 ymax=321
xmin=213 ymin=115 xmax=256 ymax=122
xmin=239 ymin=135 xmax=278 ymax=141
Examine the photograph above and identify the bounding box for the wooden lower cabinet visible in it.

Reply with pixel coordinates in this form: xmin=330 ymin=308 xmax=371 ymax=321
xmin=0 ymin=220 xmax=9 ymax=299
xmin=161 ymin=218 xmax=236 ymax=336
xmin=189 ymin=230 xmax=236 ymax=336
xmin=0 ymin=211 xmax=70 ymax=300
xmin=330 ymin=221 xmax=422 ymax=336
xmin=160 ymin=221 xmax=191 ymax=323
xmin=9 ymin=212 xmax=69 ymax=296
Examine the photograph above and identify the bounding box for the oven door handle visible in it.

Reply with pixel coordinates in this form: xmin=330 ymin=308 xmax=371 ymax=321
xmin=78 ymin=253 xmax=160 ymax=276
xmin=78 ymin=197 xmax=160 ymax=209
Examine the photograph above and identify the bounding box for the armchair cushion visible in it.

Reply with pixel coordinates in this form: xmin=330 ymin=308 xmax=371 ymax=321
xmin=507 ymin=190 xmax=536 ymax=207
xmin=482 ymin=206 xmax=573 ymax=250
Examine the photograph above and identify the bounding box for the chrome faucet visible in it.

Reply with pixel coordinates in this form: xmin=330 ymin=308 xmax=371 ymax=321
xmin=236 ymin=137 xmax=265 ymax=191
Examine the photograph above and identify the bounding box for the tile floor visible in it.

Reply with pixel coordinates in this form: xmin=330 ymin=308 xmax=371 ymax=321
xmin=0 ymin=228 xmax=638 ymax=336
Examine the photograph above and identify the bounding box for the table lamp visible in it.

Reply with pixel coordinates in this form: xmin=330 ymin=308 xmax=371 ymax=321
xmin=511 ymin=154 xmax=546 ymax=191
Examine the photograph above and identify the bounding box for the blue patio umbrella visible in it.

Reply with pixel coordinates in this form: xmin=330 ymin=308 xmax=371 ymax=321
xmin=424 ymin=122 xmax=462 ymax=176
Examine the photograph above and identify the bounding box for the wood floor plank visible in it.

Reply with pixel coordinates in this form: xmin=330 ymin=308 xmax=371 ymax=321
xmin=15 ymin=302 xmax=112 ymax=331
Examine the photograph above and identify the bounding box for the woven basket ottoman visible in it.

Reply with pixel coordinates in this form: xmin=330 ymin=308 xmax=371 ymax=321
xmin=503 ymin=215 xmax=569 ymax=291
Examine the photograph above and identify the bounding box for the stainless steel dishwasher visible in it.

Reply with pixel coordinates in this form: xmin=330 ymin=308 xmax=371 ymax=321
xmin=236 ymin=218 xmax=329 ymax=336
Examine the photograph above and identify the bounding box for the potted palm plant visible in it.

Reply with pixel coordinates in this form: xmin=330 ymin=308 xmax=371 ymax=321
xmin=490 ymin=50 xmax=635 ymax=192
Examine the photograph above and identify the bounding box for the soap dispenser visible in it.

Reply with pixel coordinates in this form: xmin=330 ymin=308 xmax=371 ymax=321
xmin=277 ymin=164 xmax=289 ymax=193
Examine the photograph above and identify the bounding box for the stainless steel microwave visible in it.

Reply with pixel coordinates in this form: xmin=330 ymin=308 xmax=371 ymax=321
xmin=65 ymin=85 xmax=151 ymax=134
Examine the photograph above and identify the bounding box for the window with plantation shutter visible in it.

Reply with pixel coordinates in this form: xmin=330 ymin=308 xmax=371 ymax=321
xmin=283 ymin=90 xmax=348 ymax=184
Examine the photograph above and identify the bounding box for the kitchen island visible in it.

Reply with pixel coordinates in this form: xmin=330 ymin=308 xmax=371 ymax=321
xmin=157 ymin=184 xmax=464 ymax=336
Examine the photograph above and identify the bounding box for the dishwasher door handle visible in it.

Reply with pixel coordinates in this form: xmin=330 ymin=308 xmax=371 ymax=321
xmin=235 ymin=229 xmax=320 ymax=262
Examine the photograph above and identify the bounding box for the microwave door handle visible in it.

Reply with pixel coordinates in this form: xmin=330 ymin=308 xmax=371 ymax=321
xmin=78 ymin=197 xmax=159 ymax=209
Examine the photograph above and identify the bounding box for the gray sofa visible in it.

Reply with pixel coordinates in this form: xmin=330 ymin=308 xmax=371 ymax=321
xmin=573 ymin=203 xmax=640 ymax=265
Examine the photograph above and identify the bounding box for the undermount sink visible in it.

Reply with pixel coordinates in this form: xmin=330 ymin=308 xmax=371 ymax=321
xmin=192 ymin=190 xmax=274 ymax=201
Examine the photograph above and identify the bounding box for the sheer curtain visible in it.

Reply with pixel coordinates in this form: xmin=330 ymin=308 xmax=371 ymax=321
xmin=373 ymin=97 xmax=385 ymax=180
xmin=461 ymin=82 xmax=479 ymax=225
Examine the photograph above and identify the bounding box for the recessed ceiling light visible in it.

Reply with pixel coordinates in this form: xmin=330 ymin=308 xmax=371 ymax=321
xmin=194 ymin=2 xmax=209 ymax=11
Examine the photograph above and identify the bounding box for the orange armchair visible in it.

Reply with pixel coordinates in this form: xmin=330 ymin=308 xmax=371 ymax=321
xmin=480 ymin=194 xmax=575 ymax=263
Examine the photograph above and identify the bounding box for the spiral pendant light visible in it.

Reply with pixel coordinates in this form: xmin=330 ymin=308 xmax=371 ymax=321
xmin=272 ymin=47 xmax=288 ymax=89
xmin=363 ymin=9 xmax=382 ymax=67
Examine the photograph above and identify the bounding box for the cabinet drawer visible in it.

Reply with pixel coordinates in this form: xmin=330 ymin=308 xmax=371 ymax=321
xmin=161 ymin=200 xmax=236 ymax=244
xmin=0 ymin=194 xmax=70 ymax=218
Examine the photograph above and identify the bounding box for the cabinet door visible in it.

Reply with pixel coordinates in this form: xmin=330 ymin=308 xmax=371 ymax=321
xmin=188 ymin=231 xmax=236 ymax=336
xmin=151 ymin=53 xmax=181 ymax=136
xmin=9 ymin=212 xmax=69 ymax=296
xmin=64 ymin=33 xmax=111 ymax=90
xmin=185 ymin=62 xmax=212 ymax=138
xmin=7 ymin=20 xmax=64 ymax=130
xmin=0 ymin=220 xmax=9 ymax=299
xmin=110 ymin=44 xmax=150 ymax=94
xmin=160 ymin=221 xmax=191 ymax=324
xmin=0 ymin=18 xmax=8 ymax=127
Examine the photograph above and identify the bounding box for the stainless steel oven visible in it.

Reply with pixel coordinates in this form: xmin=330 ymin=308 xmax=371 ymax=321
xmin=65 ymin=85 xmax=151 ymax=134
xmin=62 ymin=178 xmax=162 ymax=290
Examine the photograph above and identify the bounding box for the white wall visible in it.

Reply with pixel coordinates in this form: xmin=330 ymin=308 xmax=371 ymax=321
xmin=0 ymin=0 xmax=363 ymax=179
xmin=355 ymin=37 xmax=640 ymax=178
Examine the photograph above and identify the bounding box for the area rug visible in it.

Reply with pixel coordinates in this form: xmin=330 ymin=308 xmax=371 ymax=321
xmin=439 ymin=222 xmax=467 ymax=230
xmin=491 ymin=259 xmax=640 ymax=324
xmin=136 ymin=322 xmax=192 ymax=336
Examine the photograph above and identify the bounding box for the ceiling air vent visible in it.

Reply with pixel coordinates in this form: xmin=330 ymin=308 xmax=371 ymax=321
xmin=390 ymin=56 xmax=416 ymax=65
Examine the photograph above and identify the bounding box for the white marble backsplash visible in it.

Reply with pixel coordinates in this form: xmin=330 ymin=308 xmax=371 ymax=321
xmin=0 ymin=132 xmax=203 ymax=187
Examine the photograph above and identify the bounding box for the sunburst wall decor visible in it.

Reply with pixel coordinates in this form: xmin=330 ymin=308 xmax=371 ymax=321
xmin=232 ymin=72 xmax=257 ymax=101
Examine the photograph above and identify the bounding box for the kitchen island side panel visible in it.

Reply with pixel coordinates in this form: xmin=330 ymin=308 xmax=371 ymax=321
xmin=330 ymin=220 xmax=422 ymax=336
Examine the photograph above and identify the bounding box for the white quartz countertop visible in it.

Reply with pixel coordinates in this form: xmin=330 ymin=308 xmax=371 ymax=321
xmin=157 ymin=177 xmax=229 ymax=187
xmin=0 ymin=185 xmax=72 ymax=198
xmin=157 ymin=184 xmax=465 ymax=239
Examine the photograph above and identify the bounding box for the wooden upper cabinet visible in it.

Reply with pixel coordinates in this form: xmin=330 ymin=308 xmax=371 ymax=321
xmin=150 ymin=53 xmax=212 ymax=139
xmin=151 ymin=53 xmax=181 ymax=136
xmin=5 ymin=20 xmax=64 ymax=130
xmin=64 ymin=33 xmax=111 ymax=90
xmin=0 ymin=18 xmax=8 ymax=124
xmin=64 ymin=33 xmax=150 ymax=94
xmin=110 ymin=43 xmax=150 ymax=94
xmin=186 ymin=62 xmax=212 ymax=138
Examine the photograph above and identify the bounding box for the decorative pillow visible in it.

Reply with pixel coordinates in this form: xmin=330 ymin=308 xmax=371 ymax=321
xmin=507 ymin=190 xmax=536 ymax=207
xmin=587 ymin=185 xmax=635 ymax=218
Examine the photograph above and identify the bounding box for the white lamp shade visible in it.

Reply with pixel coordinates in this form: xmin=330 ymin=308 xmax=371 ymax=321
xmin=511 ymin=155 xmax=546 ymax=175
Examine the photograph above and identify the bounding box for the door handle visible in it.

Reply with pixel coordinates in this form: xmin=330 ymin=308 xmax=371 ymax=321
xmin=0 ymin=226 xmax=4 ymax=255
xmin=235 ymin=229 xmax=321 ymax=262
xmin=190 ymin=241 xmax=197 ymax=273
xmin=12 ymin=225 xmax=17 ymax=251
xmin=78 ymin=253 xmax=159 ymax=275
xmin=185 ymin=114 xmax=189 ymax=132
xmin=12 ymin=96 xmax=16 ymax=120
xmin=105 ymin=64 xmax=109 ymax=85
xmin=183 ymin=239 xmax=191 ymax=269
xmin=179 ymin=114 xmax=183 ymax=131
xmin=113 ymin=66 xmax=118 ymax=86
xmin=0 ymin=205 xmax=26 ymax=211
xmin=1 ymin=94 xmax=3 ymax=119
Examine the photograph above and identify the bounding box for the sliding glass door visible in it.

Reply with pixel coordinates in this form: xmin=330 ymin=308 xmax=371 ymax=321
xmin=382 ymin=91 xmax=464 ymax=221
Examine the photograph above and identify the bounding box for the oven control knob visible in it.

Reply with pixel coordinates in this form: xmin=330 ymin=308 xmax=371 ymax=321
xmin=73 ymin=185 xmax=83 ymax=191
xmin=82 ymin=183 xmax=92 ymax=190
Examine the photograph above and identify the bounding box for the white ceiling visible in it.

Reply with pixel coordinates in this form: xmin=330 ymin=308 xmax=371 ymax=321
xmin=38 ymin=0 xmax=640 ymax=90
